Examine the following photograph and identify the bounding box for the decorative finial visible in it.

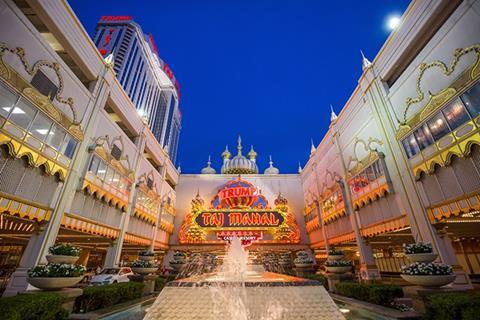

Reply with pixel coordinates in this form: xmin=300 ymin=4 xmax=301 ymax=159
xmin=298 ymin=161 xmax=303 ymax=173
xmin=360 ymin=50 xmax=372 ymax=70
xmin=310 ymin=139 xmax=316 ymax=156
xmin=269 ymin=155 xmax=273 ymax=167
xmin=177 ymin=163 xmax=181 ymax=173
xmin=264 ymin=155 xmax=280 ymax=175
xmin=104 ymin=49 xmax=115 ymax=67
xmin=207 ymin=155 xmax=212 ymax=166
xmin=330 ymin=104 xmax=338 ymax=122
xmin=237 ymin=135 xmax=243 ymax=156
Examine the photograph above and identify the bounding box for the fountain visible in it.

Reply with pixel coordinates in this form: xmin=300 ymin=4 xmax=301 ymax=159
xmin=144 ymin=238 xmax=344 ymax=319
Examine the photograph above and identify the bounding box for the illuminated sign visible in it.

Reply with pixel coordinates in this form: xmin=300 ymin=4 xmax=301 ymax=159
xmin=195 ymin=211 xmax=284 ymax=228
xmin=179 ymin=178 xmax=301 ymax=245
xmin=100 ymin=16 xmax=133 ymax=22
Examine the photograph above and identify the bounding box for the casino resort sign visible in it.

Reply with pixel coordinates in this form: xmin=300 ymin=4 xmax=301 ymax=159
xmin=179 ymin=178 xmax=300 ymax=246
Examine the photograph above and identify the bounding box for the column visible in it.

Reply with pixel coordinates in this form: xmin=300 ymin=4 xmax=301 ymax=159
xmin=312 ymin=163 xmax=330 ymax=252
xmin=3 ymin=67 xmax=111 ymax=297
xmin=104 ymin=126 xmax=147 ymax=268
xmin=360 ymin=62 xmax=472 ymax=288
xmin=330 ymin=122 xmax=380 ymax=281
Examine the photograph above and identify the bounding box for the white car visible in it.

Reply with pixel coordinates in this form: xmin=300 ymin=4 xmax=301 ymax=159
xmin=89 ymin=267 xmax=134 ymax=285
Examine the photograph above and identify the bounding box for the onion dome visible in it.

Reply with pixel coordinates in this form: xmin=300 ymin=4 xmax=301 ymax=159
xmin=201 ymin=155 xmax=216 ymax=174
xmin=264 ymin=155 xmax=280 ymax=175
xmin=221 ymin=136 xmax=259 ymax=174
xmin=274 ymin=192 xmax=288 ymax=206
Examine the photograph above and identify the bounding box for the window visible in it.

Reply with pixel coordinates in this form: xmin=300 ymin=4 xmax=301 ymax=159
xmin=0 ymin=83 xmax=18 ymax=118
xmin=104 ymin=167 xmax=114 ymax=185
xmin=442 ymin=98 xmax=470 ymax=130
xmin=111 ymin=144 xmax=122 ymax=160
xmin=413 ymin=124 xmax=434 ymax=150
xmin=402 ymin=134 xmax=420 ymax=158
xmin=46 ymin=124 xmax=67 ymax=150
xmin=89 ymin=156 xmax=100 ymax=173
xmin=96 ymin=161 xmax=107 ymax=180
xmin=427 ymin=113 xmax=450 ymax=141
xmin=29 ymin=112 xmax=52 ymax=141
xmin=62 ymin=135 xmax=77 ymax=158
xmin=8 ymin=98 xmax=37 ymax=129
xmin=30 ymin=71 xmax=58 ymax=100
xmin=147 ymin=177 xmax=154 ymax=189
xmin=461 ymin=82 xmax=480 ymax=117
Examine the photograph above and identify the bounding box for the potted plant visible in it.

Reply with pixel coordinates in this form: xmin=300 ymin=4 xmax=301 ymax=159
xmin=401 ymin=262 xmax=455 ymax=287
xmin=403 ymin=242 xmax=437 ymax=263
xmin=279 ymin=252 xmax=292 ymax=267
xmin=46 ymin=244 xmax=81 ymax=264
xmin=27 ymin=263 xmax=85 ymax=290
xmin=324 ymin=260 xmax=352 ymax=274
xmin=294 ymin=251 xmax=314 ymax=268
xmin=169 ymin=251 xmax=187 ymax=272
xmin=327 ymin=248 xmax=345 ymax=261
xmin=131 ymin=260 xmax=158 ymax=275
xmin=139 ymin=249 xmax=155 ymax=261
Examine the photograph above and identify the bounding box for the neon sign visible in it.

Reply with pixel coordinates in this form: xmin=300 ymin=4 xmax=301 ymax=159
xmin=179 ymin=177 xmax=301 ymax=244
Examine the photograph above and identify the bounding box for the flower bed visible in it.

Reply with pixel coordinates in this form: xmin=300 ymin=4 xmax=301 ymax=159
xmin=0 ymin=292 xmax=68 ymax=320
xmin=74 ymin=282 xmax=145 ymax=313
xmin=328 ymin=248 xmax=344 ymax=256
xmin=335 ymin=282 xmax=404 ymax=307
xmin=324 ymin=260 xmax=352 ymax=267
xmin=139 ymin=250 xmax=155 ymax=257
xmin=424 ymin=292 xmax=480 ymax=320
xmin=131 ymin=260 xmax=157 ymax=268
xmin=403 ymin=242 xmax=433 ymax=254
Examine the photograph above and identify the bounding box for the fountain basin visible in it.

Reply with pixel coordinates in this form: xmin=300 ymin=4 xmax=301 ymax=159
xmin=144 ymin=271 xmax=345 ymax=320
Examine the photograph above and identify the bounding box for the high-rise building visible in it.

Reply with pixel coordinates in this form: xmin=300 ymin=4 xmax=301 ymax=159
xmin=93 ymin=16 xmax=181 ymax=163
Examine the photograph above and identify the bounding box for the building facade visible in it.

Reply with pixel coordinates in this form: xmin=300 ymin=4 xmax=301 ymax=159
xmin=301 ymin=0 xmax=480 ymax=287
xmin=94 ymin=16 xmax=181 ymax=163
xmin=0 ymin=0 xmax=179 ymax=296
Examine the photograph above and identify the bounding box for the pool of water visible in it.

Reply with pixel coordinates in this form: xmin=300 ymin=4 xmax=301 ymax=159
xmin=100 ymin=299 xmax=395 ymax=320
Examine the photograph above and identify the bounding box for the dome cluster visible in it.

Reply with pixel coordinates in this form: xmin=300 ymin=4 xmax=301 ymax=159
xmin=200 ymin=136 xmax=281 ymax=175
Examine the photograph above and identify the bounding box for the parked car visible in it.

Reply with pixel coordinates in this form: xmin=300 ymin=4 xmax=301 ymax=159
xmin=89 ymin=267 xmax=133 ymax=285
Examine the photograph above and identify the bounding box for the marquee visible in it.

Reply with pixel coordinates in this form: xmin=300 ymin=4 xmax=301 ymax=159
xmin=179 ymin=177 xmax=300 ymax=245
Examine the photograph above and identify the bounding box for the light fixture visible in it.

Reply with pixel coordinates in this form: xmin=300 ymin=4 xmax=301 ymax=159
xmin=339 ymin=308 xmax=350 ymax=314
xmin=387 ymin=15 xmax=401 ymax=30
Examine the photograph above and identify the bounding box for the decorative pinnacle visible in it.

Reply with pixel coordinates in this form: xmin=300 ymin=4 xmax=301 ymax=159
xmin=248 ymin=145 xmax=257 ymax=159
xmin=330 ymin=104 xmax=338 ymax=122
xmin=360 ymin=49 xmax=372 ymax=70
xmin=298 ymin=161 xmax=303 ymax=173
xmin=310 ymin=139 xmax=316 ymax=155
xmin=221 ymin=145 xmax=231 ymax=159
xmin=269 ymin=155 xmax=273 ymax=167
xmin=207 ymin=155 xmax=212 ymax=167
xmin=237 ymin=135 xmax=243 ymax=156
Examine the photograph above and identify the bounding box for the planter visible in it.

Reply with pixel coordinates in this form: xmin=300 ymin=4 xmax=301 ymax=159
xmin=132 ymin=267 xmax=158 ymax=275
xmin=45 ymin=255 xmax=79 ymax=264
xmin=405 ymin=253 xmax=437 ymax=263
xmin=401 ymin=274 xmax=456 ymax=287
xmin=27 ymin=276 xmax=83 ymax=290
xmin=170 ymin=263 xmax=185 ymax=272
xmin=139 ymin=255 xmax=155 ymax=261
xmin=327 ymin=254 xmax=344 ymax=261
xmin=325 ymin=266 xmax=351 ymax=274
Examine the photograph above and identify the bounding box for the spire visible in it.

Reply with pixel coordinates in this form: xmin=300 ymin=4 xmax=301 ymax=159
xmin=298 ymin=161 xmax=303 ymax=173
xmin=360 ymin=50 xmax=372 ymax=70
xmin=247 ymin=145 xmax=257 ymax=160
xmin=269 ymin=155 xmax=273 ymax=167
xmin=310 ymin=139 xmax=316 ymax=156
xmin=237 ymin=135 xmax=243 ymax=156
xmin=177 ymin=163 xmax=181 ymax=173
xmin=330 ymin=104 xmax=338 ymax=122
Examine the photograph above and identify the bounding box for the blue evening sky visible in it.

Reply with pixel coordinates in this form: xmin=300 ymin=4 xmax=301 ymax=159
xmin=68 ymin=0 xmax=410 ymax=173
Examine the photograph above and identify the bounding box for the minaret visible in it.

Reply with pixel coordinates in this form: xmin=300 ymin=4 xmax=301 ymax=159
xmin=247 ymin=145 xmax=257 ymax=162
xmin=221 ymin=145 xmax=231 ymax=164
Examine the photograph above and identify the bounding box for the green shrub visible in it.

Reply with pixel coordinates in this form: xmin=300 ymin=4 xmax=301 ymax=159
xmin=424 ymin=292 xmax=480 ymax=320
xmin=154 ymin=275 xmax=175 ymax=291
xmin=335 ymin=282 xmax=403 ymax=307
xmin=302 ymin=274 xmax=326 ymax=285
xmin=0 ymin=292 xmax=68 ymax=320
xmin=74 ymin=282 xmax=144 ymax=313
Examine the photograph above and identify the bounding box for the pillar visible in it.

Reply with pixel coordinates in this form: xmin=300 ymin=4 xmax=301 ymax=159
xmin=3 ymin=66 xmax=111 ymax=297
xmin=104 ymin=126 xmax=147 ymax=268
